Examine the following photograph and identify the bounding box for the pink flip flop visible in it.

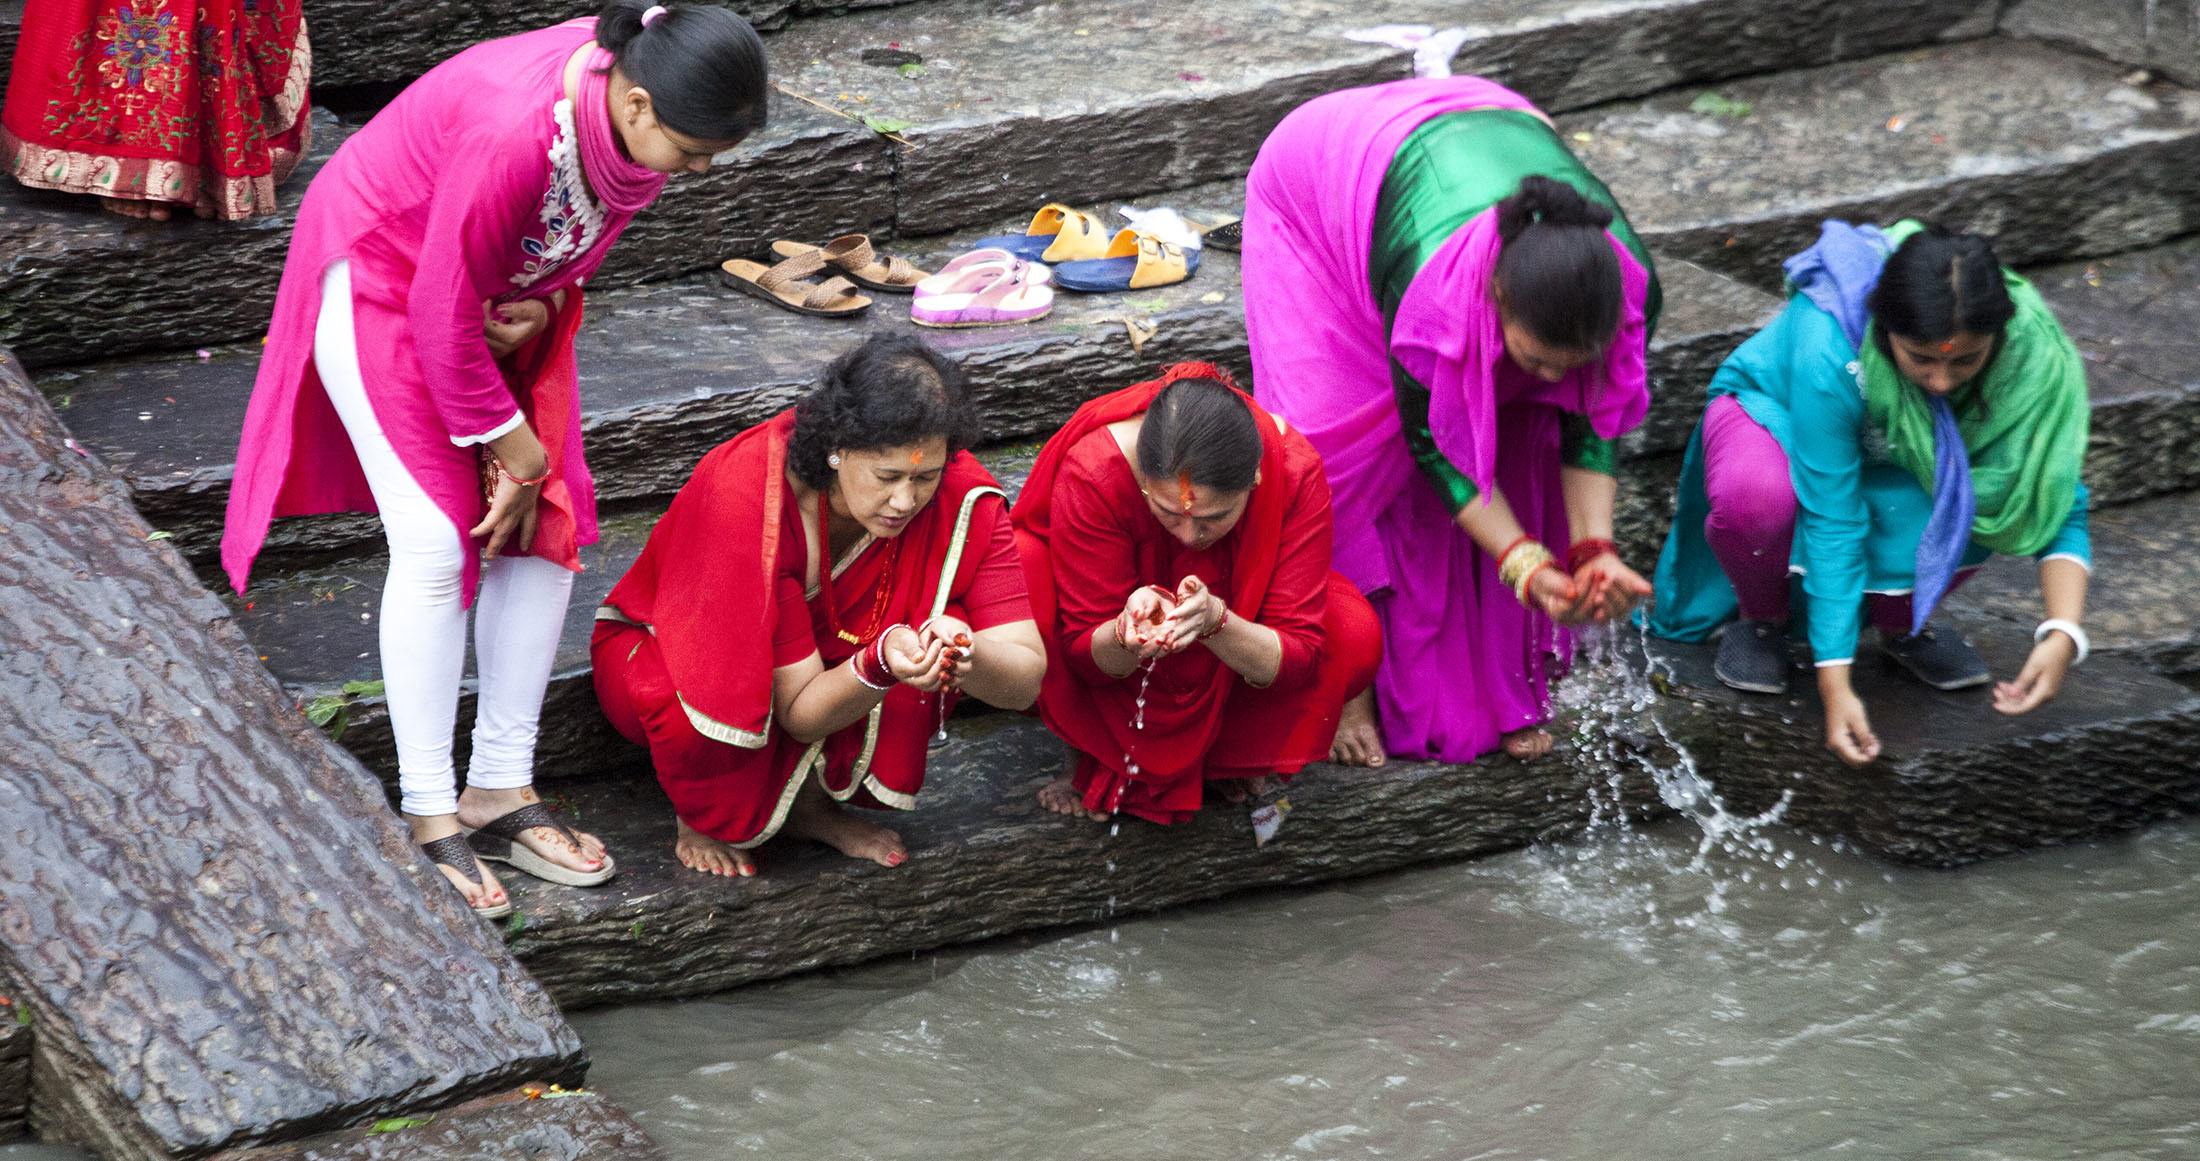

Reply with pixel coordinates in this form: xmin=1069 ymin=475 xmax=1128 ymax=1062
xmin=911 ymin=262 xmax=1054 ymax=328
xmin=914 ymin=249 xmax=1051 ymax=299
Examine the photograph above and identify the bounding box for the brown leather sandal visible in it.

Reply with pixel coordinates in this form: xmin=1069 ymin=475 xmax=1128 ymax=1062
xmin=769 ymin=233 xmax=930 ymax=294
xmin=720 ymin=248 xmax=874 ymax=317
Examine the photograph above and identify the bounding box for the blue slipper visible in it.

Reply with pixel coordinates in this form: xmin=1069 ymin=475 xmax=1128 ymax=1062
xmin=1052 ymin=229 xmax=1200 ymax=293
xmin=971 ymin=203 xmax=1112 ymax=265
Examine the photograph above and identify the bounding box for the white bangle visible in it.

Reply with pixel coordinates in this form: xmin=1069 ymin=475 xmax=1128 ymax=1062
xmin=2034 ymin=618 xmax=2089 ymax=666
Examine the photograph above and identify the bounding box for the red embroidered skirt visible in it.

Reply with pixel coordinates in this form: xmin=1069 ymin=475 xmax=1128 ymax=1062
xmin=1 ymin=0 xmax=311 ymax=220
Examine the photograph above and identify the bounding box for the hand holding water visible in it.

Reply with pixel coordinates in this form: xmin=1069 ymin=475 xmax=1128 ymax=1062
xmin=1115 ymin=585 xmax=1177 ymax=659
xmin=920 ymin=615 xmax=976 ymax=690
xmin=1822 ymin=688 xmax=1881 ymax=767
xmin=883 ymin=625 xmax=950 ymax=691
xmin=1161 ymin=575 xmax=1227 ymax=650
xmin=1570 ymin=550 xmax=1653 ymax=623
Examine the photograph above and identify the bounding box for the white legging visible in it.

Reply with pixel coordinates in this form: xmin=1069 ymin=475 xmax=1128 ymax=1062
xmin=316 ymin=260 xmax=573 ymax=818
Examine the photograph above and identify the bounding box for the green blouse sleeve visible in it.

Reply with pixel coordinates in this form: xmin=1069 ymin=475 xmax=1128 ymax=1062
xmin=1559 ymin=413 xmax=1617 ymax=475
xmin=1392 ymin=359 xmax=1481 ymax=512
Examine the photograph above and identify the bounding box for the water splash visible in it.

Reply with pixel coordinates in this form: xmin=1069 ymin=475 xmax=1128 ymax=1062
xmin=1523 ymin=620 xmax=1854 ymax=945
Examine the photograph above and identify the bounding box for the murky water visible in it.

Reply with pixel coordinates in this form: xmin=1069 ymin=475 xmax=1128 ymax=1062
xmin=572 ymin=814 xmax=2200 ymax=1160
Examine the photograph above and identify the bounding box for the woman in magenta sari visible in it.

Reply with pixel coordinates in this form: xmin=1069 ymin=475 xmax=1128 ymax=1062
xmin=220 ymin=2 xmax=766 ymax=919
xmin=1242 ymin=77 xmax=1658 ymax=768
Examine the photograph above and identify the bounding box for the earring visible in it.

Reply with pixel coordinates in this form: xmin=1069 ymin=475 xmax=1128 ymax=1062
xmin=828 ymin=454 xmax=843 ymax=468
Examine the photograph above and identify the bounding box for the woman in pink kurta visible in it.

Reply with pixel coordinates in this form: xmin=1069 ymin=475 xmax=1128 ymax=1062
xmin=220 ymin=0 xmax=766 ymax=919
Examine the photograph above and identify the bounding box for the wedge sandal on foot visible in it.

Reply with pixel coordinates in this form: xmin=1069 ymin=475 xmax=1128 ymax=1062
xmin=421 ymin=832 xmax=512 ymax=919
xmin=467 ymin=801 xmax=617 ymax=887
xmin=769 ymin=234 xmax=930 ymax=294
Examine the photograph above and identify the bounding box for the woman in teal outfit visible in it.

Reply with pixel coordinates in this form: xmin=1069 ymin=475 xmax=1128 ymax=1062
xmin=1650 ymin=221 xmax=2094 ymax=766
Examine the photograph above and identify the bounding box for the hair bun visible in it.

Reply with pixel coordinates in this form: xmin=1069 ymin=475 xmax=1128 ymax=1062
xmin=1497 ymin=175 xmax=1614 ymax=243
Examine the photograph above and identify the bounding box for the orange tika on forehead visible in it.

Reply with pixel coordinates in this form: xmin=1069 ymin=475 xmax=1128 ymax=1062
xmin=910 ymin=448 xmax=926 ymax=466
xmin=1176 ymin=470 xmax=1196 ymax=513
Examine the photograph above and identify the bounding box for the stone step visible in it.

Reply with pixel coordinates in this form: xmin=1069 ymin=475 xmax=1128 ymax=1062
xmin=3 ymin=2 xmax=2019 ymax=369
xmin=40 ymin=219 xmax=1778 ymax=571
xmin=1947 ymin=486 xmax=2200 ymax=677
xmin=209 ymin=1086 xmax=664 ymax=1161
xmin=2004 ymin=0 xmax=2199 ymax=88
xmin=473 ymin=623 xmax=2200 ymax=1010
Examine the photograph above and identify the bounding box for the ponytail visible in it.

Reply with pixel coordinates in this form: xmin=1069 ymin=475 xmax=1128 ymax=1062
xmin=595 ymin=1 xmax=768 ymax=143
xmin=1492 ymin=175 xmax=1623 ymax=354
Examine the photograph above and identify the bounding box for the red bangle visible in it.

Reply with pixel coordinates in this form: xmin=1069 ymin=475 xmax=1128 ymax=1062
xmin=497 ymin=459 xmax=553 ymax=487
xmin=1497 ymin=535 xmax=1536 ymax=567
xmin=1198 ymin=605 xmax=1230 ymax=640
xmin=1567 ymin=537 xmax=1619 ymax=573
xmin=853 ymin=625 xmax=905 ymax=691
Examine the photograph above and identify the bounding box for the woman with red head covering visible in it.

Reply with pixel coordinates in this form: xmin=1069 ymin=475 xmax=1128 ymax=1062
xmin=1013 ymin=364 xmax=1383 ymax=825
xmin=593 ymin=337 xmax=1045 ymax=876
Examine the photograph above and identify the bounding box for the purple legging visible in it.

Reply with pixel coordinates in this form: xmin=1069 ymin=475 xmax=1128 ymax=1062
xmin=1700 ymin=396 xmax=1970 ymax=634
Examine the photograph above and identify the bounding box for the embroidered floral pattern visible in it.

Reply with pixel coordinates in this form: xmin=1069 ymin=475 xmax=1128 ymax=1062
xmin=512 ymin=99 xmax=606 ymax=290
xmin=99 ymin=6 xmax=178 ymax=94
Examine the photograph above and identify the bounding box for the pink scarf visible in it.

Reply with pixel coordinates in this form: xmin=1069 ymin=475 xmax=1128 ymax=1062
xmin=1389 ymin=206 xmax=1650 ymax=497
xmin=578 ymin=47 xmax=668 ymax=215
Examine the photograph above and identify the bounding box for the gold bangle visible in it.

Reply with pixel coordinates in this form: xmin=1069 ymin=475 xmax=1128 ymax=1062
xmin=1497 ymin=540 xmax=1554 ymax=604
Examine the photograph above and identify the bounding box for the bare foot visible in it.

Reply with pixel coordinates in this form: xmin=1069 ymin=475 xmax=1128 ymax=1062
xmin=1037 ymin=775 xmax=1108 ymax=822
xmin=785 ymin=783 xmax=908 ymax=867
xmin=1329 ymin=689 xmax=1387 ymax=767
xmin=406 ymin=812 xmax=508 ymax=912
xmin=1502 ymin=728 xmax=1554 ymax=761
xmin=99 ymin=197 xmax=171 ymax=221
xmin=674 ymin=817 xmax=756 ymax=878
xmin=458 ymin=785 xmax=608 ymax=874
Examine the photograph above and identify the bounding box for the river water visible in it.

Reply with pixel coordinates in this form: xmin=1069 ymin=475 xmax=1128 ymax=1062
xmin=569 ymin=814 xmax=2200 ymax=1160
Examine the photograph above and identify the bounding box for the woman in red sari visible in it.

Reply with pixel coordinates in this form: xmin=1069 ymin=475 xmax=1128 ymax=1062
xmin=592 ymin=337 xmax=1046 ymax=876
xmin=1014 ymin=364 xmax=1383 ymax=825
xmin=2 ymin=0 xmax=310 ymax=219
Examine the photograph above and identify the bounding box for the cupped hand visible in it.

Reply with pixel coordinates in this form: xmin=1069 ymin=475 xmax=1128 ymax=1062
xmin=1994 ymin=632 xmax=2075 ymax=716
xmin=1161 ymin=575 xmax=1227 ymax=649
xmin=1571 ymin=552 xmax=1654 ymax=623
xmin=1823 ymin=691 xmax=1882 ymax=767
xmin=483 ymin=298 xmax=550 ymax=358
xmin=1116 ymin=585 xmax=1177 ymax=659
xmin=883 ymin=625 xmax=950 ymax=691
xmin=1527 ymin=565 xmax=1594 ymax=625
xmin=920 ymin=615 xmax=976 ymax=689
xmin=469 ymin=472 xmax=542 ymax=560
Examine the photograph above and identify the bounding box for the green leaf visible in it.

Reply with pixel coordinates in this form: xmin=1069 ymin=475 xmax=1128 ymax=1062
xmin=629 ymin=920 xmax=645 ymax=940
xmin=861 ymin=115 xmax=914 ymax=135
xmin=367 ymin=1116 xmax=434 ymax=1135
xmin=13 ymin=1006 xmax=29 ymax=1028
xmin=898 ymin=62 xmax=926 ymax=78
xmin=504 ymin=911 xmax=527 ymax=937
xmin=341 ymin=679 xmax=386 ymax=698
xmin=1688 ymin=91 xmax=1753 ymax=120
xmin=304 ymin=694 xmax=347 ymax=727
xmin=144 ymin=530 xmax=174 ymax=542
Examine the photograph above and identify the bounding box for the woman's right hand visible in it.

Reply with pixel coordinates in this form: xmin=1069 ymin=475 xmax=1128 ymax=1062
xmin=1526 ymin=565 xmax=1592 ymax=625
xmin=483 ymin=298 xmax=549 ymax=358
xmin=1822 ymin=688 xmax=1881 ymax=767
xmin=883 ymin=625 xmax=949 ymax=691
xmin=470 ymin=471 xmax=543 ymax=560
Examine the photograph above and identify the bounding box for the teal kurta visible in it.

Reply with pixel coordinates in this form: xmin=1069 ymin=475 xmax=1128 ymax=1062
xmin=1649 ymin=295 xmax=2090 ymax=664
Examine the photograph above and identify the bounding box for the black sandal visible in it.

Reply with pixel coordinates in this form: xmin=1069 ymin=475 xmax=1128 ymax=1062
xmin=422 ymin=833 xmax=513 ymax=919
xmin=466 ymin=802 xmax=617 ymax=887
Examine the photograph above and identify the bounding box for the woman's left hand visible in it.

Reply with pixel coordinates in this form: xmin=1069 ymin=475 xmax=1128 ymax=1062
xmin=1570 ymin=552 xmax=1654 ymax=623
xmin=1161 ymin=576 xmax=1228 ymax=650
xmin=920 ymin=615 xmax=976 ymax=689
xmin=483 ymin=298 xmax=550 ymax=358
xmin=1993 ymin=631 xmax=2076 ymax=715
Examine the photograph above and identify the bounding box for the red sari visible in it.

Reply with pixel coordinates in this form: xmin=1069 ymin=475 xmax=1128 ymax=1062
xmin=1 ymin=0 xmax=310 ymax=219
xmin=590 ymin=411 xmax=1030 ymax=846
xmin=1013 ymin=366 xmax=1383 ymax=825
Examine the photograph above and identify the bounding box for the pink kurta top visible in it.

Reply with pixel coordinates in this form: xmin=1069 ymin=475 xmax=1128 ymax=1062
xmin=222 ymin=18 xmax=652 ymax=601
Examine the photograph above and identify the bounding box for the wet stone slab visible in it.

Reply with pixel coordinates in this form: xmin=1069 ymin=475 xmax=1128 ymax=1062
xmin=1649 ymin=623 xmax=2200 ymax=868
xmin=0 ymin=1015 xmax=26 ymax=1142
xmin=2004 ymin=0 xmax=2200 ymax=88
xmin=0 ymin=350 xmax=585 ymax=1158
xmin=0 ymin=97 xmax=886 ymax=369
xmin=4 ymin=0 xmax=1993 ymax=368
xmin=1563 ymin=38 xmax=2200 ymax=288
xmin=50 ymin=227 xmax=1774 ymax=573
xmin=771 ymin=0 xmax=1992 ymax=237
xmin=1947 ymin=488 xmax=2200 ymax=677
xmin=210 ymin=1088 xmax=663 ymax=1161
